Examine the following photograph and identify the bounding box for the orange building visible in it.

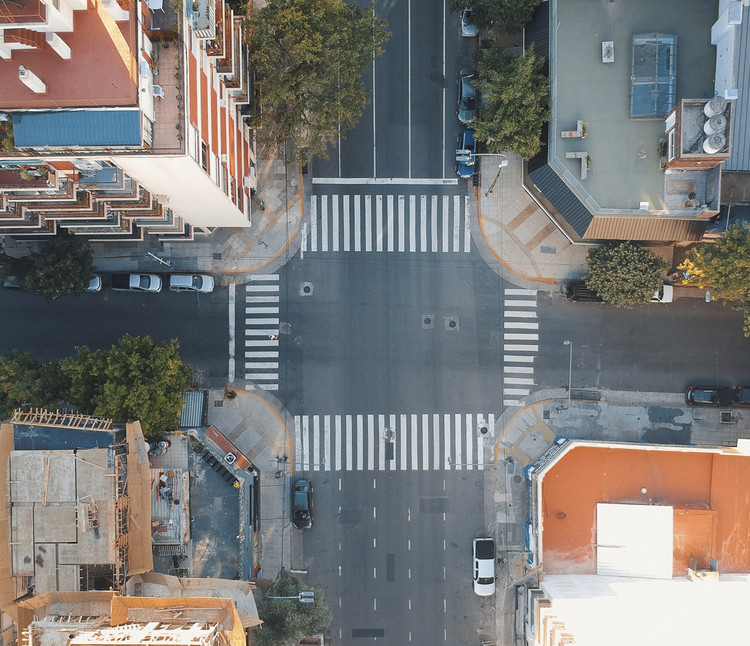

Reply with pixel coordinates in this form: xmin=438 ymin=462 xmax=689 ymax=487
xmin=523 ymin=439 xmax=750 ymax=646
xmin=0 ymin=0 xmax=255 ymax=240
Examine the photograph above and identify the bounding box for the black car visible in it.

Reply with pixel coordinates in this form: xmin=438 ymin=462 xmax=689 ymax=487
xmin=292 ymin=479 xmax=313 ymax=529
xmin=566 ymin=280 xmax=603 ymax=303
xmin=736 ymin=386 xmax=750 ymax=406
xmin=685 ymin=386 xmax=736 ymax=407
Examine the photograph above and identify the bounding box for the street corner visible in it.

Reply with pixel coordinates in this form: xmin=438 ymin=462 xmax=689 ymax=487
xmin=495 ymin=396 xmax=561 ymax=467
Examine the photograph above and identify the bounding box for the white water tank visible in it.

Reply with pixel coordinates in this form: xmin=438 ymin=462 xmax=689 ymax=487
xmin=703 ymin=133 xmax=726 ymax=154
xmin=704 ymin=95 xmax=727 ymax=117
xmin=703 ymin=113 xmax=727 ymax=135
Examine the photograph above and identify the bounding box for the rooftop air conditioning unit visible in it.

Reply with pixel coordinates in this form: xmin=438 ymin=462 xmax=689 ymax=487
xmin=224 ymin=452 xmax=237 ymax=465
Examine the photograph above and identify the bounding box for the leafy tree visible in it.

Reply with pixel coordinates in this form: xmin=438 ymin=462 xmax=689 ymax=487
xmin=0 ymin=233 xmax=95 ymax=301
xmin=254 ymin=570 xmax=332 ymax=646
xmin=449 ymin=0 xmax=540 ymax=33
xmin=61 ymin=335 xmax=193 ymax=439
xmin=249 ymin=0 xmax=390 ymax=166
xmin=585 ymin=242 xmax=668 ymax=308
xmin=0 ymin=351 xmax=67 ymax=419
xmin=680 ymin=222 xmax=750 ymax=337
xmin=473 ymin=40 xmax=549 ymax=160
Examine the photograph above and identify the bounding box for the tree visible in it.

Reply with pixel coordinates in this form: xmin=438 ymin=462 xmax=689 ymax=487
xmin=449 ymin=0 xmax=540 ymax=33
xmin=680 ymin=222 xmax=750 ymax=337
xmin=61 ymin=335 xmax=193 ymax=439
xmin=0 ymin=351 xmax=67 ymax=419
xmin=0 ymin=233 xmax=95 ymax=301
xmin=254 ymin=571 xmax=332 ymax=646
xmin=473 ymin=40 xmax=549 ymax=160
xmin=248 ymin=0 xmax=390 ymax=166
xmin=585 ymin=242 xmax=668 ymax=308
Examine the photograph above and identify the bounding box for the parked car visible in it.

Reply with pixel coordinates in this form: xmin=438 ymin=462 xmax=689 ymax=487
xmin=650 ymin=284 xmax=674 ymax=303
xmin=461 ymin=8 xmax=478 ymax=37
xmin=736 ymin=386 xmax=750 ymax=406
xmin=169 ymin=274 xmax=215 ymax=293
xmin=111 ymin=273 xmax=162 ymax=292
xmin=456 ymin=128 xmax=476 ymax=179
xmin=292 ymin=479 xmax=313 ymax=529
xmin=2 ymin=276 xmax=22 ymax=289
xmin=87 ymin=274 xmax=103 ymax=292
xmin=472 ymin=537 xmax=495 ymax=596
xmin=566 ymin=280 xmax=603 ymax=303
xmin=457 ymin=69 xmax=478 ymax=123
xmin=685 ymin=385 xmax=736 ymax=407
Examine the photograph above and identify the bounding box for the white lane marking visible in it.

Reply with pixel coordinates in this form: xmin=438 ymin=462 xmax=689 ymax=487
xmin=367 ymin=413 xmax=375 ymax=470
xmin=411 ymin=413 xmax=418 ymax=470
xmin=244 ymin=329 xmax=278 ymax=336
xmin=346 ymin=415 xmax=353 ymax=471
xmin=504 ymin=388 xmax=531 ymax=395
xmin=504 ymin=299 xmax=536 ymax=307
xmin=243 ymin=362 xmax=278 ymax=369
xmin=245 ymin=307 xmax=278 ymax=314
xmin=504 ymin=333 xmax=539 ymax=341
xmin=454 ymin=413 xmax=462 ymax=469
xmin=244 ymin=351 xmax=277 ymax=358
xmin=295 ymin=416 xmax=302 ymax=471
xmin=353 ymin=195 xmax=361 ymax=252
xmin=312 ymin=177 xmax=459 ymax=185
xmin=433 ymin=413 xmax=440 ymax=470
xmin=453 ymin=195 xmax=460 ymax=252
xmin=505 ymin=288 xmax=537 ymax=295
xmin=373 ymin=567 xmax=377 ymax=579
xmin=504 ymin=310 xmax=537 ymax=318
xmin=244 ymin=339 xmax=279 ymax=346
xmin=441 ymin=195 xmax=449 ymax=251
xmin=420 ymin=195 xmax=427 ymax=252
xmin=255 ymin=384 xmax=278 ymax=391
xmin=400 ymin=413 xmax=408 ymax=470
xmin=245 ymin=295 xmax=280 ymax=303
xmin=408 ymin=0 xmax=412 ymax=177
xmin=301 ymin=416 xmax=310 ymax=470
xmin=248 ymin=274 xmax=279 ymax=281
xmin=343 ymin=195 xmax=350 ymax=252
xmin=335 ymin=415 xmax=342 ymax=471
xmin=504 ymin=354 xmax=536 ymax=362
xmin=245 ymin=284 xmax=278 ymax=292
xmin=228 ymin=282 xmax=235 ymax=382
xmin=504 ymin=400 xmax=525 ymax=406
xmin=409 ymin=195 xmax=416 ymax=252
xmin=356 ymin=414 xmax=364 ymax=470
xmin=504 ymin=366 xmax=535 ymax=374
xmin=389 ymin=414 xmax=397 ymax=470
xmin=373 ymin=506 xmax=377 ymax=519
xmin=321 ymin=194 xmax=329 ymax=252
xmin=378 ymin=414 xmax=386 ymax=471
xmin=422 ymin=413 xmax=429 ymax=471
xmin=376 ymin=194 xmax=384 ymax=252
xmin=365 ymin=194 xmax=373 ymax=252
xmin=443 ymin=413 xmax=451 ymax=465
xmin=504 ymin=344 xmax=539 ymax=352
xmin=431 ymin=195 xmax=438 ymax=252
xmin=476 ymin=414 xmax=484 ymax=470
xmin=323 ymin=415 xmax=331 ymax=471
xmin=310 ymin=197 xmax=317 ymax=252
xmin=313 ymin=415 xmax=320 ymax=471
xmin=398 ymin=194 xmax=405 ymax=252
xmin=387 ymin=195 xmax=395 ymax=252
xmin=465 ymin=413 xmax=473 ymax=470
xmin=244 ymin=372 xmax=277 ymax=380
xmin=504 ymin=377 xmax=536 ymax=385
xmin=464 ymin=195 xmax=471 ymax=253
xmin=504 ymin=321 xmax=539 ymax=329
xmin=332 ymin=194 xmax=340 ymax=252
xmin=489 ymin=414 xmax=495 ymax=437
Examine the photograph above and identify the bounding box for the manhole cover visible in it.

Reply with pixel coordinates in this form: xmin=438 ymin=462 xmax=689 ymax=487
xmin=513 ymin=475 xmax=522 ymax=483
xmin=300 ymin=282 xmax=313 ymax=296
xmin=446 ymin=316 xmax=459 ymax=331
xmin=422 ymin=314 xmax=435 ymax=329
xmin=479 ymin=425 xmax=488 ymax=434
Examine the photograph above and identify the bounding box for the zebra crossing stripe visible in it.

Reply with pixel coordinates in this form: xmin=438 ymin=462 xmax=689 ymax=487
xmin=504 ymin=299 xmax=536 ymax=307
xmin=343 ymin=196 xmax=351 ymax=252
xmin=321 ymin=195 xmax=329 ymax=252
xmin=368 ymin=414 xmax=375 ymax=471
xmin=246 ymin=295 xmax=279 ymax=303
xmin=335 ymin=415 xmax=342 ymax=471
xmin=454 ymin=413 xmax=462 ymax=470
xmin=505 ymin=288 xmax=537 ymax=295
xmin=346 ymin=415 xmax=353 ymax=471
xmin=442 ymin=195 xmax=449 ymax=252
xmin=505 ymin=310 xmax=536 ymax=318
xmin=431 ymin=195 xmax=439 ymax=252
xmin=398 ymin=195 xmax=406 ymax=252
xmin=356 ymin=415 xmax=364 ymax=471
xmin=464 ymin=196 xmax=471 ymax=253
xmin=246 ymin=284 xmax=278 ymax=292
xmin=453 ymin=196 xmax=461 ymax=253
xmin=387 ymin=195 xmax=395 ymax=252
xmin=310 ymin=198 xmax=317 ymax=252
xmin=504 ymin=355 xmax=535 ymax=362
xmin=378 ymin=414 xmax=386 ymax=471
xmin=420 ymin=196 xmax=428 ymax=253
xmin=354 ymin=196 xmax=362 ymax=252
xmin=411 ymin=414 xmax=418 ymax=471
xmin=504 ymin=344 xmax=539 ymax=352
xmin=376 ymin=195 xmax=384 ymax=252
xmin=504 ymin=321 xmax=539 ymax=329
xmin=332 ymin=195 xmax=340 ymax=252
xmin=409 ymin=195 xmax=417 ymax=253
xmin=365 ymin=196 xmax=373 ymax=252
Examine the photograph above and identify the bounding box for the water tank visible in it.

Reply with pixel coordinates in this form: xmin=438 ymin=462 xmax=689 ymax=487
xmin=703 ymin=113 xmax=727 ymax=135
xmin=704 ymin=95 xmax=727 ymax=117
xmin=703 ymin=133 xmax=726 ymax=154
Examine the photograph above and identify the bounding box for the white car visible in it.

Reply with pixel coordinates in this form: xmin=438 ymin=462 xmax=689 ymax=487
xmin=461 ymin=8 xmax=478 ymax=37
xmin=169 ymin=274 xmax=215 ymax=293
xmin=472 ymin=537 xmax=496 ymax=596
xmin=651 ymin=284 xmax=674 ymax=303
xmin=87 ymin=274 xmax=103 ymax=292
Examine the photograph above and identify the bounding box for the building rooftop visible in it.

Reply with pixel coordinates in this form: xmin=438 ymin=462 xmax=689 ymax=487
xmin=551 ymin=0 xmax=717 ymax=212
xmin=0 ymin=1 xmax=138 ymax=110
xmin=538 ymin=443 xmax=750 ymax=576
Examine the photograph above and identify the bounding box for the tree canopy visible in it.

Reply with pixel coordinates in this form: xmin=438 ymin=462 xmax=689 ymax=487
xmin=248 ymin=0 xmax=390 ymax=166
xmin=585 ymin=242 xmax=668 ymax=308
xmin=473 ymin=39 xmax=549 ymax=160
xmin=254 ymin=571 xmax=332 ymax=646
xmin=680 ymin=222 xmax=750 ymax=336
xmin=61 ymin=335 xmax=193 ymax=438
xmin=0 ymin=351 xmax=67 ymax=420
xmin=450 ymin=0 xmax=540 ymax=33
xmin=0 ymin=233 xmax=95 ymax=301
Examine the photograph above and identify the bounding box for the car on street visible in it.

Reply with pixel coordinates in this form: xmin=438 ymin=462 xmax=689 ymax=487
xmin=111 ymin=273 xmax=162 ymax=292
xmin=457 ymin=69 xmax=477 ymax=123
xmin=566 ymin=280 xmax=603 ymax=303
xmin=460 ymin=8 xmax=478 ymax=37
xmin=456 ymin=129 xmax=476 ymax=179
xmin=685 ymin=385 xmax=737 ymax=407
xmin=2 ymin=276 xmax=22 ymax=289
xmin=650 ymin=284 xmax=674 ymax=303
xmin=87 ymin=274 xmax=103 ymax=292
xmin=736 ymin=386 xmax=750 ymax=406
xmin=292 ymin=479 xmax=313 ymax=529
xmin=169 ymin=274 xmax=215 ymax=293
xmin=472 ymin=537 xmax=495 ymax=596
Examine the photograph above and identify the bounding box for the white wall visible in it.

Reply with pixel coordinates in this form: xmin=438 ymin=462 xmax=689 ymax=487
xmin=111 ymin=154 xmax=248 ymax=227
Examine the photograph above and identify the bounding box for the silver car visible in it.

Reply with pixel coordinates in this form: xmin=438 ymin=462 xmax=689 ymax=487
xmin=461 ymin=8 xmax=478 ymax=37
xmin=169 ymin=274 xmax=215 ymax=293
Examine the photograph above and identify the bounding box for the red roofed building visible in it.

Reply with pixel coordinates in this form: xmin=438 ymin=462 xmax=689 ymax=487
xmin=0 ymin=0 xmax=255 ymax=241
xmin=522 ymin=439 xmax=750 ymax=646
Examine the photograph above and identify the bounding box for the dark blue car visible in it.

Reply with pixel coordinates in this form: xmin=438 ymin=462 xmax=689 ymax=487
xmin=456 ymin=128 xmax=476 ymax=179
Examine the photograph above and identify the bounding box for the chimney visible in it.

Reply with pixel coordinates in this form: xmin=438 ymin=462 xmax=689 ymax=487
xmin=18 ymin=66 xmax=47 ymax=93
xmin=45 ymin=33 xmax=71 ymax=60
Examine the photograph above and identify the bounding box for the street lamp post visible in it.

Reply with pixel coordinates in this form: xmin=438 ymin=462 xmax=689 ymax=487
xmin=563 ymin=340 xmax=572 ymax=408
xmin=267 ymin=591 xmax=315 ymax=603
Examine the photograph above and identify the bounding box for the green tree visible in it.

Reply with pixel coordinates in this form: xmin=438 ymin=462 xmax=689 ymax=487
xmin=449 ymin=0 xmax=540 ymax=33
xmin=585 ymin=242 xmax=668 ymax=308
xmin=473 ymin=40 xmax=549 ymax=160
xmin=0 ymin=233 xmax=95 ymax=301
xmin=680 ymin=222 xmax=750 ymax=337
xmin=61 ymin=335 xmax=193 ymax=439
xmin=254 ymin=571 xmax=332 ymax=646
xmin=0 ymin=351 xmax=67 ymax=419
xmin=249 ymin=0 xmax=390 ymax=166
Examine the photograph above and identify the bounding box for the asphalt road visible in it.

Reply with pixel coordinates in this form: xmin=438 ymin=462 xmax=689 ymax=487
xmin=0 ymin=283 xmax=229 ymax=387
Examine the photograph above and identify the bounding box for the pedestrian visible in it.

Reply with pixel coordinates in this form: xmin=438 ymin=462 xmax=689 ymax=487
xmin=269 ymin=334 xmax=278 ymax=341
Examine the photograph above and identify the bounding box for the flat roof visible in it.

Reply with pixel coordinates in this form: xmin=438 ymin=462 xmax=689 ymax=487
xmin=540 ymin=444 xmax=750 ymax=575
xmin=552 ymin=0 xmax=717 ymax=211
xmin=0 ymin=3 xmax=138 ymax=109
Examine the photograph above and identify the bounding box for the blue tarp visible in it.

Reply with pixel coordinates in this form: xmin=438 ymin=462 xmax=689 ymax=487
xmin=13 ymin=109 xmax=142 ymax=147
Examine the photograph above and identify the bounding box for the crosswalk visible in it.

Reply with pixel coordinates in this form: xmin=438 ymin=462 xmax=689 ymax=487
xmin=302 ymin=194 xmax=472 ymax=254
xmin=293 ymin=413 xmax=495 ymax=471
xmin=503 ymin=288 xmax=539 ymax=407
xmin=243 ymin=275 xmax=280 ymax=391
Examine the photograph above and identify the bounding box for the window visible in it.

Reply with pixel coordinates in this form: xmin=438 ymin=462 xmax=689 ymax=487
xmin=667 ymin=130 xmax=675 ymax=161
xmin=201 ymin=142 xmax=208 ymax=171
